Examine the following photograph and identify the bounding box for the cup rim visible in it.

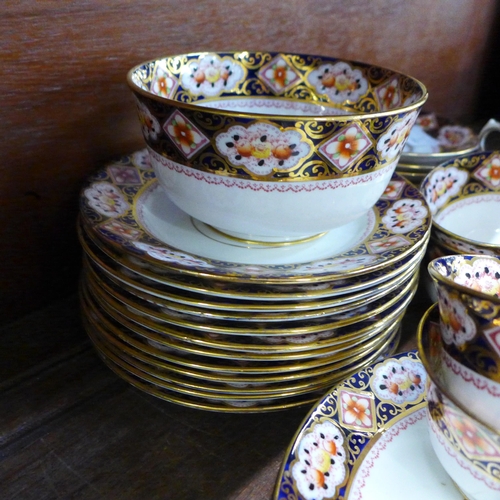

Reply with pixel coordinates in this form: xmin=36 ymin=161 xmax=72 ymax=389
xmin=417 ymin=302 xmax=500 ymax=435
xmin=126 ymin=50 xmax=428 ymax=122
xmin=421 ymin=151 xmax=500 ymax=250
xmin=427 ymin=254 xmax=500 ymax=305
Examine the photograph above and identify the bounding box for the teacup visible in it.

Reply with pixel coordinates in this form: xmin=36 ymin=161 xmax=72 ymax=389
xmin=420 ymin=150 xmax=500 ymax=256
xmin=419 ymin=305 xmax=500 ymax=500
xmin=127 ymin=51 xmax=427 ymax=243
xmin=427 ymin=254 xmax=500 ymax=429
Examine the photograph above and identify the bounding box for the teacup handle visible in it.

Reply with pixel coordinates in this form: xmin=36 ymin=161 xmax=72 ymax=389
xmin=478 ymin=118 xmax=500 ymax=150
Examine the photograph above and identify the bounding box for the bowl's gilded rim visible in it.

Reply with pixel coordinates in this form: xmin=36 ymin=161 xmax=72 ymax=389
xmin=126 ymin=50 xmax=428 ymax=122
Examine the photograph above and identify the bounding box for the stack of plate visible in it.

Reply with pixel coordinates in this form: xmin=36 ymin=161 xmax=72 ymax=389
xmin=396 ymin=112 xmax=481 ymax=186
xmin=78 ymin=149 xmax=432 ymax=412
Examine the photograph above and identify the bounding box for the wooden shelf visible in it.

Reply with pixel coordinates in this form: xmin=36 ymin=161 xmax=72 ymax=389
xmin=0 ymin=285 xmax=432 ymax=499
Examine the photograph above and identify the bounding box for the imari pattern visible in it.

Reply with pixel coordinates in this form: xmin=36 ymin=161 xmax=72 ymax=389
xmin=275 ymin=352 xmax=426 ymax=500
xmin=129 ymin=51 xmax=426 ymax=181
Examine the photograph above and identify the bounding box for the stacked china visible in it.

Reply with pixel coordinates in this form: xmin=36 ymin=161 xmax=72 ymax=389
xmin=78 ymin=51 xmax=431 ymax=412
xmin=395 ymin=112 xmax=494 ymax=187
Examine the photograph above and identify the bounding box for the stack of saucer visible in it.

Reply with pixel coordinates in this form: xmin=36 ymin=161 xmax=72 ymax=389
xmin=396 ymin=112 xmax=481 ymax=186
xmin=77 ymin=149 xmax=431 ymax=412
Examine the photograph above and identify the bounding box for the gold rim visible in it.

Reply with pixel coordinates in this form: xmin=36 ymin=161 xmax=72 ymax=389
xmin=85 ymin=259 xmax=418 ymax=339
xmin=84 ymin=260 xmax=411 ymax=352
xmin=427 ymin=257 xmax=500 ymax=305
xmin=85 ymin=315 xmax=399 ymax=411
xmin=126 ymin=50 xmax=428 ymax=122
xmin=81 ymin=278 xmax=405 ymax=375
xmin=83 ymin=270 xmax=407 ymax=358
xmin=87 ymin=245 xmax=422 ymax=311
xmin=79 ymin=219 xmax=428 ymax=298
xmin=83 ymin=275 xmax=408 ymax=363
xmin=195 ymin=219 xmax=327 ymax=247
xmin=82 ymin=310 xmax=376 ymax=396
xmin=87 ymin=253 xmax=416 ymax=321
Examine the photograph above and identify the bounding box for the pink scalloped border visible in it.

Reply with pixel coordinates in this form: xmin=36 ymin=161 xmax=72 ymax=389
xmin=148 ymin=148 xmax=396 ymax=192
xmin=348 ymin=408 xmax=426 ymax=500
xmin=442 ymin=348 xmax=500 ymax=398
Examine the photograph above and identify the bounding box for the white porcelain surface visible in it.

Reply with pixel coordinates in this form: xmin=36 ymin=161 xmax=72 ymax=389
xmin=137 ymin=173 xmax=377 ymax=264
xmin=149 ymin=148 xmax=398 ymax=241
xmin=440 ymin=347 xmax=500 ymax=429
xmin=427 ymin=394 xmax=500 ymax=500
xmin=347 ymin=407 xmax=462 ymax=500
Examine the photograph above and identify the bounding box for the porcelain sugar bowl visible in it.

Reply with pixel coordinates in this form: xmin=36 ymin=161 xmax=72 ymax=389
xmin=128 ymin=51 xmax=427 ymax=243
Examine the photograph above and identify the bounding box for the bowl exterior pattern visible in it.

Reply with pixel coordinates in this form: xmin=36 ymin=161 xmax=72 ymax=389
xmin=429 ymin=254 xmax=500 ymax=383
xmin=129 ymin=52 xmax=426 ymax=182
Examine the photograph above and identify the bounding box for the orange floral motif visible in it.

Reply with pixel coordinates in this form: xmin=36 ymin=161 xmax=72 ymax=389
xmin=341 ymin=393 xmax=372 ymax=427
xmin=166 ymin=112 xmax=208 ymax=158
xmin=477 ymin=157 xmax=500 ymax=188
xmin=323 ymin=125 xmax=370 ymax=169
xmin=378 ymin=78 xmax=400 ymax=110
xmin=447 ymin=411 xmax=497 ymax=456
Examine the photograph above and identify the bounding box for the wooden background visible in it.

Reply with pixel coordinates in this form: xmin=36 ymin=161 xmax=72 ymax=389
xmin=1 ymin=0 xmax=499 ymax=324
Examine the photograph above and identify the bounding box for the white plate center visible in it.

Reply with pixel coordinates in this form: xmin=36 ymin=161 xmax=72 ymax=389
xmin=347 ymin=407 xmax=463 ymax=500
xmin=136 ymin=184 xmax=375 ymax=265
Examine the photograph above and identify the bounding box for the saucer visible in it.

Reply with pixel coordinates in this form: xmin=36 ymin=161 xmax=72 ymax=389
xmin=274 ymin=351 xmax=464 ymax=500
xmin=80 ymin=219 xmax=427 ymax=302
xmin=80 ymin=150 xmax=430 ymax=284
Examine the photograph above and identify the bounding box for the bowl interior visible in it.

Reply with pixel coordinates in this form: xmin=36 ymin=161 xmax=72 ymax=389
xmin=128 ymin=51 xmax=427 ymax=117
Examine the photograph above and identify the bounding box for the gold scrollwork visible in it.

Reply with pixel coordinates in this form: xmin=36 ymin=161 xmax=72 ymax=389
xmin=297 ymin=120 xmax=340 ymax=140
xmin=363 ymin=116 xmax=392 ymax=134
xmin=463 ymin=182 xmax=490 ymax=196
xmin=192 ymin=111 xmax=234 ymax=131
xmin=135 ymin=63 xmax=154 ymax=86
xmin=239 ymin=78 xmax=268 ymax=96
xmin=288 ymin=54 xmax=323 ymax=74
xmin=283 ymin=159 xmax=337 ymax=180
xmin=465 ymin=344 xmax=500 ymax=380
xmin=174 ymin=90 xmax=195 ymax=103
xmin=283 ymin=85 xmax=318 ymax=102
xmin=356 ymin=94 xmax=379 ymax=113
xmin=166 ymin=54 xmax=189 ymax=75
xmin=366 ymin=65 xmax=394 ymax=86
xmin=234 ymin=51 xmax=272 ymax=70
xmin=452 ymin=153 xmax=488 ymax=171
xmin=197 ymin=152 xmax=241 ymax=177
